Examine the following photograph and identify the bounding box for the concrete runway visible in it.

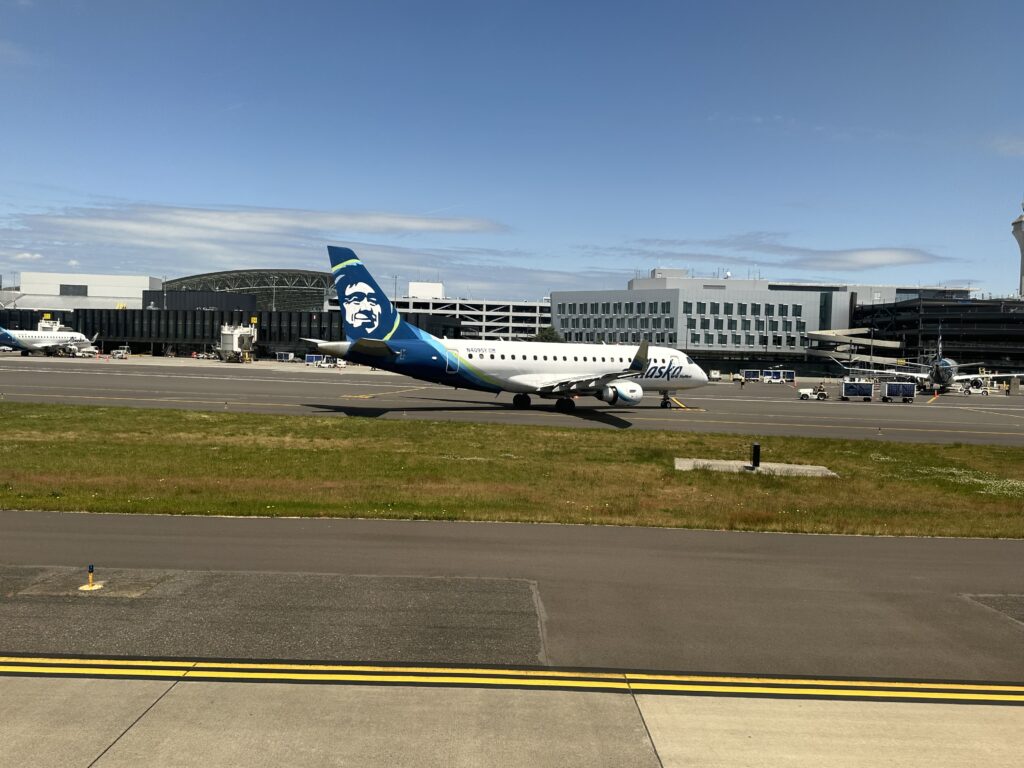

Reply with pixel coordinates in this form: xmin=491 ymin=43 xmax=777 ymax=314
xmin=6 ymin=676 xmax=1020 ymax=768
xmin=2 ymin=354 xmax=1023 ymax=444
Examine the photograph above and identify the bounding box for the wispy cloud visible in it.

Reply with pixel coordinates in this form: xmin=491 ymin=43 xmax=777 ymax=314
xmin=706 ymin=113 xmax=900 ymax=144
xmin=989 ymin=136 xmax=1024 ymax=157
xmin=0 ymin=201 xmax=602 ymax=298
xmin=581 ymin=232 xmax=951 ymax=275
xmin=0 ymin=202 xmax=504 ymax=274
xmin=0 ymin=39 xmax=38 ymax=70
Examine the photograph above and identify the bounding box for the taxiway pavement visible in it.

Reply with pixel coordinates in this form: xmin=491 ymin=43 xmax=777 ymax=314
xmin=3 ymin=511 xmax=1022 ymax=682
xmin=2 ymin=355 xmax=1023 ymax=444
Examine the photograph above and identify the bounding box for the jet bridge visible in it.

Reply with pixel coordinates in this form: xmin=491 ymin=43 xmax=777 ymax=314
xmin=219 ymin=323 xmax=258 ymax=363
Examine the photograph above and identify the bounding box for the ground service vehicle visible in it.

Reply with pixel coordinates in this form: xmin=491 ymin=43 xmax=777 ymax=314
xmin=840 ymin=381 xmax=873 ymax=401
xmin=881 ymin=382 xmax=916 ymax=403
xmin=798 ymin=387 xmax=828 ymax=401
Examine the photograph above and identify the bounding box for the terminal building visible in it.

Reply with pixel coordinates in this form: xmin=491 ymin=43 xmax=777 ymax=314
xmin=551 ymin=270 xmax=970 ymax=364
xmin=387 ymin=282 xmax=549 ymax=341
xmin=0 ymin=271 xmax=162 ymax=311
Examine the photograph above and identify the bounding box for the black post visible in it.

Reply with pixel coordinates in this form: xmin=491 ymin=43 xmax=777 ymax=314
xmin=751 ymin=443 xmax=761 ymax=469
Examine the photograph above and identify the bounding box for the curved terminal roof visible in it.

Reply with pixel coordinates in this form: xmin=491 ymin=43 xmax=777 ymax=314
xmin=165 ymin=269 xmax=335 ymax=311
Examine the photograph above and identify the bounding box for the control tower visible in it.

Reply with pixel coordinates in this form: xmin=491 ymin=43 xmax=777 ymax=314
xmin=1014 ymin=202 xmax=1024 ymax=296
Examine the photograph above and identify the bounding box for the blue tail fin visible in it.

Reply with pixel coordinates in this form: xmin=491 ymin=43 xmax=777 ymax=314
xmin=328 ymin=246 xmax=420 ymax=341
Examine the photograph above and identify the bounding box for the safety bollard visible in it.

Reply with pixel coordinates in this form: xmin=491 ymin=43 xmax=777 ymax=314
xmin=751 ymin=442 xmax=761 ymax=469
xmin=78 ymin=563 xmax=104 ymax=592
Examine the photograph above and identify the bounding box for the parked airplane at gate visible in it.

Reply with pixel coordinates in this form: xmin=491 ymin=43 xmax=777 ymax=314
xmin=305 ymin=246 xmax=708 ymax=411
xmin=835 ymin=334 xmax=1022 ymax=393
xmin=0 ymin=323 xmax=98 ymax=356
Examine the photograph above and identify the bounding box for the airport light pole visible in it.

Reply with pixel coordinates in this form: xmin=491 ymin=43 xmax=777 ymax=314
xmin=383 ymin=274 xmax=401 ymax=299
xmin=270 ymin=276 xmax=278 ymax=312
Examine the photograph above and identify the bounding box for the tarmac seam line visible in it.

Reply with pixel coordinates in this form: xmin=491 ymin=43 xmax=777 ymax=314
xmin=85 ymin=676 xmax=187 ymax=768
xmin=629 ymin=686 xmax=666 ymax=768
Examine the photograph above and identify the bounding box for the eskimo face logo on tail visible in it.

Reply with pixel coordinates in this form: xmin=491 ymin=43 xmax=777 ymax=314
xmin=330 ymin=250 xmax=400 ymax=341
xmin=342 ymin=281 xmax=383 ymax=335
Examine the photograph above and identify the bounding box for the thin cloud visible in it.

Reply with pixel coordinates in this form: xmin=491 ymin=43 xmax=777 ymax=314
xmin=0 ymin=39 xmax=38 ymax=69
xmin=328 ymin=241 xmax=634 ymax=300
xmin=989 ymin=136 xmax=1024 ymax=157
xmin=0 ymin=202 xmax=505 ymax=275
xmin=13 ymin=251 xmax=42 ymax=260
xmin=623 ymin=232 xmax=950 ymax=272
xmin=0 ymin=201 xmax=604 ymax=298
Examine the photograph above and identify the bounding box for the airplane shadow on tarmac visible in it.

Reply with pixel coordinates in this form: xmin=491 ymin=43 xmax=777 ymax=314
xmin=304 ymin=399 xmax=636 ymax=430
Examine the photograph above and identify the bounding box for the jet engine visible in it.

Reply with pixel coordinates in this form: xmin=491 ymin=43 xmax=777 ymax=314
xmin=969 ymin=377 xmax=985 ymax=390
xmin=597 ymin=380 xmax=644 ymax=406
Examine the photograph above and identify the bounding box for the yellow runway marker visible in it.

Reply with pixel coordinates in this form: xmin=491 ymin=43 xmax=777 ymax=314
xmin=340 ymin=386 xmax=430 ymax=400
xmin=669 ymin=397 xmax=704 ymax=411
xmin=0 ymin=655 xmax=1020 ymax=704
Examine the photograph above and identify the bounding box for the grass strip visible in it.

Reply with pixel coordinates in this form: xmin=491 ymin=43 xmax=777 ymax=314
xmin=1 ymin=403 xmax=1022 ymax=537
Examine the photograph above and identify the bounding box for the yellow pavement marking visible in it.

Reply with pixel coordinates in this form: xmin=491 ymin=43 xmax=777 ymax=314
xmin=627 ymin=682 xmax=1024 ymax=703
xmin=0 ymin=664 xmax=186 ymax=678
xmin=668 ymin=397 xmax=705 ymax=411
xmin=0 ymin=656 xmax=195 ymax=667
xmin=190 ymin=661 xmax=623 ymax=678
xmin=340 ymin=386 xmax=430 ymax=400
xmin=625 ymin=672 xmax=1024 ymax=692
xmin=181 ymin=670 xmax=631 ymax=689
xmin=0 ymin=656 xmax=1021 ymax=703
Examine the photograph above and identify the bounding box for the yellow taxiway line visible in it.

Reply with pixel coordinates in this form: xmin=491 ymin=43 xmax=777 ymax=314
xmin=0 ymin=656 xmax=1020 ymax=705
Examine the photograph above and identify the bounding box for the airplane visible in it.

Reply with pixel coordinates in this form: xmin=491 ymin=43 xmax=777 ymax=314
xmin=304 ymin=246 xmax=709 ymax=412
xmin=833 ymin=333 xmax=1022 ymax=394
xmin=0 ymin=323 xmax=99 ymax=357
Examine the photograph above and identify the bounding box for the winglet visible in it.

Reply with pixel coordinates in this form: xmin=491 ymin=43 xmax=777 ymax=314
xmin=629 ymin=339 xmax=649 ymax=372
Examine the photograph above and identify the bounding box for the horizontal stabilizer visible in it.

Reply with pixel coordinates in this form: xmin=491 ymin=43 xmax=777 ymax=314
xmin=350 ymin=338 xmax=397 ymax=358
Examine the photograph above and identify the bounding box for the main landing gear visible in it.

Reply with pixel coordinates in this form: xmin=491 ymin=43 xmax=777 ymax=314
xmin=554 ymin=397 xmax=576 ymax=413
xmin=512 ymin=393 xmax=532 ymax=409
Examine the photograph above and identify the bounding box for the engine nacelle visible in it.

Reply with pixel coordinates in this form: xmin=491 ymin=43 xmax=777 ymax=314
xmin=969 ymin=378 xmax=985 ymax=390
xmin=597 ymin=380 xmax=644 ymax=406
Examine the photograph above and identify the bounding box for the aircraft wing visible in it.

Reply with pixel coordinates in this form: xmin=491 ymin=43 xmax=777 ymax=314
xmin=31 ymin=339 xmax=73 ymax=350
xmin=830 ymin=358 xmax=929 ymax=381
xmin=508 ymin=340 xmax=649 ymax=395
xmin=951 ymin=372 xmax=1023 ymax=382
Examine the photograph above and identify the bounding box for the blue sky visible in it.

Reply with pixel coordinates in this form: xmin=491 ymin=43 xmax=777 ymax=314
xmin=1 ymin=0 xmax=1022 ymax=299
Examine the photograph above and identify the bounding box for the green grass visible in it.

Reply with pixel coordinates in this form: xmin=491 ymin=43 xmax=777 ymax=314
xmin=2 ymin=403 xmax=1023 ymax=537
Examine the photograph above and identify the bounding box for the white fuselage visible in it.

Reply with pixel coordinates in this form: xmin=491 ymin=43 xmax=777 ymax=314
xmin=441 ymin=339 xmax=707 ymax=393
xmin=4 ymin=329 xmax=90 ymax=352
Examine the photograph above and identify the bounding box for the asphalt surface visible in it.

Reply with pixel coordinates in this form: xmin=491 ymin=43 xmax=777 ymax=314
xmin=2 ymin=511 xmax=1023 ymax=682
xmin=2 ymin=354 xmax=1023 ymax=444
